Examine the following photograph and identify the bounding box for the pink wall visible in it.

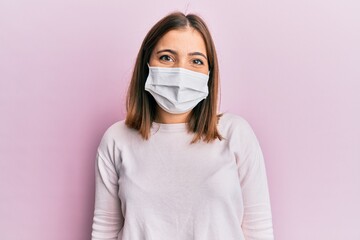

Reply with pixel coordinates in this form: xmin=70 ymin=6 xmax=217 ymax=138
xmin=1 ymin=0 xmax=359 ymax=239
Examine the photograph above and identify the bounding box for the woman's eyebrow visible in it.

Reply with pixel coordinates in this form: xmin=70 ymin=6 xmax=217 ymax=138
xmin=156 ymin=49 xmax=207 ymax=60
xmin=157 ymin=49 xmax=177 ymax=55
xmin=189 ymin=52 xmax=207 ymax=60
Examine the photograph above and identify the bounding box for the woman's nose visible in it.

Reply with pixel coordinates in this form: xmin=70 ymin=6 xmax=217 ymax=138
xmin=175 ymin=59 xmax=188 ymax=69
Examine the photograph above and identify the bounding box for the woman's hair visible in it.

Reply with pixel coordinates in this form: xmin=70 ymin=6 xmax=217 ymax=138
xmin=125 ymin=11 xmax=223 ymax=143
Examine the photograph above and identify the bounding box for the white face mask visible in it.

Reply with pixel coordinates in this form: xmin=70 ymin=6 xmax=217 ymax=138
xmin=144 ymin=63 xmax=210 ymax=114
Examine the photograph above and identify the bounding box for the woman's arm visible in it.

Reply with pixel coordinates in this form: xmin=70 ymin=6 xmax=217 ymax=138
xmin=235 ymin=119 xmax=275 ymax=239
xmin=91 ymin=148 xmax=124 ymax=240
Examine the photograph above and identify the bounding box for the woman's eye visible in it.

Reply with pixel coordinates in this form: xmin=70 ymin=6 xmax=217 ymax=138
xmin=159 ymin=55 xmax=173 ymax=62
xmin=193 ymin=59 xmax=203 ymax=65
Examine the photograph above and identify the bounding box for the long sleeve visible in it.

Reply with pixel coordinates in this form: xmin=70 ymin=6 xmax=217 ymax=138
xmin=235 ymin=119 xmax=274 ymax=240
xmin=91 ymin=148 xmax=124 ymax=239
xmin=90 ymin=116 xmax=274 ymax=240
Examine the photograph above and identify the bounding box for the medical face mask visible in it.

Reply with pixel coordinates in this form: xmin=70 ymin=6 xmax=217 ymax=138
xmin=144 ymin=63 xmax=210 ymax=114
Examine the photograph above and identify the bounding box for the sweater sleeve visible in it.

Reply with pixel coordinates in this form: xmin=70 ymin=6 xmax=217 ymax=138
xmin=234 ymin=119 xmax=275 ymax=240
xmin=91 ymin=132 xmax=124 ymax=240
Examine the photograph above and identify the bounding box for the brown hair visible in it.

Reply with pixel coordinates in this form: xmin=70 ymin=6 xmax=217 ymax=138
xmin=125 ymin=11 xmax=223 ymax=143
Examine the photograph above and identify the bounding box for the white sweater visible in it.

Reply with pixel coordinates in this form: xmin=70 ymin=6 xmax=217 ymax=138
xmin=91 ymin=113 xmax=274 ymax=240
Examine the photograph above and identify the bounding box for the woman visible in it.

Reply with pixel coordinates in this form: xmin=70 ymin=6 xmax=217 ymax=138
xmin=91 ymin=11 xmax=274 ymax=240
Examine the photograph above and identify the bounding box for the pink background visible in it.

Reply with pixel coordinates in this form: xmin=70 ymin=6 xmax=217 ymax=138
xmin=1 ymin=0 xmax=359 ymax=239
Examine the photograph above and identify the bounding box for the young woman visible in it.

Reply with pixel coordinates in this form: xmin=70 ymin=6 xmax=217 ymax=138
xmin=91 ymin=11 xmax=274 ymax=240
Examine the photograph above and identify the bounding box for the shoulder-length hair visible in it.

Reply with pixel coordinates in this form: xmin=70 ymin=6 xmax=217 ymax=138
xmin=125 ymin=11 xmax=223 ymax=143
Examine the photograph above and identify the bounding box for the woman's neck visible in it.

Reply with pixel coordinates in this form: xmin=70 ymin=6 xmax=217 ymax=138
xmin=155 ymin=106 xmax=191 ymax=124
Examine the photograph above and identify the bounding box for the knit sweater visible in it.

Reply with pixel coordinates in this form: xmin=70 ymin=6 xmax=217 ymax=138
xmin=91 ymin=113 xmax=274 ymax=240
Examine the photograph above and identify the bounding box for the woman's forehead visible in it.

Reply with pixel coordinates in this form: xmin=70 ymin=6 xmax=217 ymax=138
xmin=154 ymin=28 xmax=207 ymax=54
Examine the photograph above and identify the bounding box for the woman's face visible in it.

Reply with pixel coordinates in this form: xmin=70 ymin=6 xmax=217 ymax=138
xmin=149 ymin=27 xmax=209 ymax=75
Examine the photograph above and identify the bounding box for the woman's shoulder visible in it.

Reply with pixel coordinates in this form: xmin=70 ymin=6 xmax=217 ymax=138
xmin=218 ymin=112 xmax=252 ymax=129
xmin=218 ymin=112 xmax=258 ymax=139
xmin=101 ymin=119 xmax=128 ymax=138
xmin=97 ymin=120 xmax=137 ymax=150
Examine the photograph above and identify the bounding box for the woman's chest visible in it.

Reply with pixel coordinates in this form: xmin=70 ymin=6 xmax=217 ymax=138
xmin=117 ymin=135 xmax=242 ymax=211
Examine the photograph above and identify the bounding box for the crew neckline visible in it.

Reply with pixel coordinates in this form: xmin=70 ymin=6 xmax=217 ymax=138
xmin=151 ymin=121 xmax=188 ymax=133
